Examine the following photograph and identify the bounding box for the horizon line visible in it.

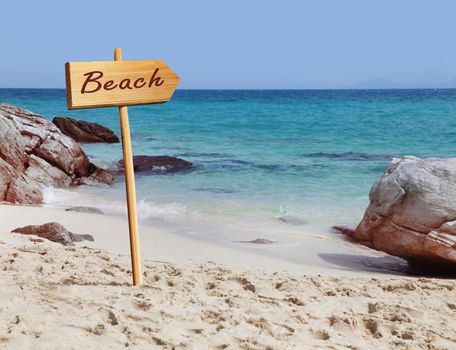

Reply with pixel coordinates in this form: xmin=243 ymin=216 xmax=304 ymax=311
xmin=1 ymin=87 xmax=456 ymax=91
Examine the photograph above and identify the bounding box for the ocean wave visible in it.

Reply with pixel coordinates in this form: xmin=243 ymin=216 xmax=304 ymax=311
xmin=176 ymin=152 xmax=233 ymax=158
xmin=42 ymin=186 xmax=187 ymax=221
xmin=193 ymin=187 xmax=240 ymax=194
xmin=302 ymin=152 xmax=394 ymax=161
xmin=255 ymin=164 xmax=325 ymax=172
xmin=130 ymin=133 xmax=158 ymax=141
xmin=195 ymin=159 xmax=255 ymax=171
xmin=193 ymin=159 xmax=325 ymax=173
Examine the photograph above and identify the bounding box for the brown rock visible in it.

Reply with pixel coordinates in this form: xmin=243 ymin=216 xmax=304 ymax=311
xmin=117 ymin=155 xmax=193 ymax=174
xmin=81 ymin=165 xmax=114 ymax=185
xmin=331 ymin=226 xmax=356 ymax=240
xmin=0 ymin=158 xmax=18 ymax=198
xmin=4 ymin=176 xmax=43 ymax=205
xmin=12 ymin=222 xmax=76 ymax=246
xmin=0 ymin=112 xmax=28 ymax=169
xmin=36 ymin=138 xmax=93 ymax=177
xmin=0 ymin=104 xmax=114 ymax=204
xmin=235 ymin=238 xmax=275 ymax=244
xmin=25 ymin=154 xmax=73 ymax=187
xmin=53 ymin=116 xmax=120 ymax=143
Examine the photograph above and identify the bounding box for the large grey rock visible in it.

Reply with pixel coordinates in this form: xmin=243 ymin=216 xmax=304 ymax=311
xmin=353 ymin=156 xmax=456 ymax=267
xmin=0 ymin=104 xmax=114 ymax=204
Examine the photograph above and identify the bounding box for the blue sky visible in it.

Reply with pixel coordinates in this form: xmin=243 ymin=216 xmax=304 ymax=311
xmin=1 ymin=0 xmax=456 ymax=89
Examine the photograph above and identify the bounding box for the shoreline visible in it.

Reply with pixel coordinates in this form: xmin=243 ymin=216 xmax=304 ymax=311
xmin=0 ymin=203 xmax=407 ymax=277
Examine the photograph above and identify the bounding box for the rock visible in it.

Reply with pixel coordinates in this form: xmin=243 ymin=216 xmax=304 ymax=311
xmin=353 ymin=156 xmax=456 ymax=268
xmin=0 ymin=104 xmax=114 ymax=204
xmin=0 ymin=111 xmax=28 ymax=171
xmin=12 ymin=222 xmax=94 ymax=245
xmin=235 ymin=238 xmax=275 ymax=244
xmin=80 ymin=165 xmax=114 ymax=186
xmin=12 ymin=222 xmax=76 ymax=246
xmin=117 ymin=155 xmax=193 ymax=174
xmin=4 ymin=176 xmax=43 ymax=204
xmin=53 ymin=116 xmax=120 ymax=143
xmin=331 ymin=226 xmax=356 ymax=240
xmin=25 ymin=154 xmax=73 ymax=187
xmin=277 ymin=216 xmax=308 ymax=226
xmin=36 ymin=138 xmax=90 ymax=177
xmin=73 ymin=233 xmax=95 ymax=242
xmin=65 ymin=206 xmax=104 ymax=214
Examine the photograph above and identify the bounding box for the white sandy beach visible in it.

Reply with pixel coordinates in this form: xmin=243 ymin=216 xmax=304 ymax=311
xmin=1 ymin=204 xmax=456 ymax=349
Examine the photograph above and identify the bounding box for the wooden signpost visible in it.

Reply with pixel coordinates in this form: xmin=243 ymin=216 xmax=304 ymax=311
xmin=65 ymin=48 xmax=180 ymax=285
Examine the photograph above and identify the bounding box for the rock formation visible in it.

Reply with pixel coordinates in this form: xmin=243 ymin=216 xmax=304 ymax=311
xmin=0 ymin=104 xmax=113 ymax=204
xmin=350 ymin=157 xmax=456 ymax=268
xmin=53 ymin=116 xmax=120 ymax=143
xmin=12 ymin=222 xmax=94 ymax=246
xmin=117 ymin=155 xmax=193 ymax=174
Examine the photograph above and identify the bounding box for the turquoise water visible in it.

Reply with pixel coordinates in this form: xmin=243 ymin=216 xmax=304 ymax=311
xmin=2 ymin=88 xmax=456 ymax=240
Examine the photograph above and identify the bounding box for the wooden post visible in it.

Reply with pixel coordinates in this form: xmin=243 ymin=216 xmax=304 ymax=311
xmin=65 ymin=50 xmax=179 ymax=286
xmin=114 ymin=47 xmax=142 ymax=286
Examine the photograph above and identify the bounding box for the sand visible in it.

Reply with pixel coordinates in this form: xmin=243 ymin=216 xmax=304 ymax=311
xmin=1 ymin=204 xmax=456 ymax=349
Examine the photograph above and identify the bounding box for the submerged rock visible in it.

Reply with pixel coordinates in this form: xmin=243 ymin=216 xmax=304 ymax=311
xmin=277 ymin=216 xmax=308 ymax=226
xmin=117 ymin=155 xmax=193 ymax=174
xmin=12 ymin=222 xmax=94 ymax=246
xmin=53 ymin=116 xmax=120 ymax=143
xmin=235 ymin=238 xmax=275 ymax=244
xmin=65 ymin=206 xmax=104 ymax=214
xmin=352 ymin=157 xmax=456 ymax=269
xmin=0 ymin=104 xmax=114 ymax=204
xmin=302 ymin=152 xmax=394 ymax=161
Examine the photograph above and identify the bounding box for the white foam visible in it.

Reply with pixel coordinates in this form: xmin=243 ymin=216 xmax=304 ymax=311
xmin=42 ymin=186 xmax=187 ymax=222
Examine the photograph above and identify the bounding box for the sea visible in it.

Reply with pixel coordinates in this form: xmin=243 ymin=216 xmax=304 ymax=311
xmin=2 ymin=88 xmax=456 ymax=245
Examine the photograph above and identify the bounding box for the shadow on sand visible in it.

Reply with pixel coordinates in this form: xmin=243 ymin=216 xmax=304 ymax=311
xmin=319 ymin=253 xmax=456 ymax=278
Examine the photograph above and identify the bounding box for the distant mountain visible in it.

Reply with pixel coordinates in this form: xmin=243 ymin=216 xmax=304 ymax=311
xmin=439 ymin=78 xmax=456 ymax=88
xmin=349 ymin=78 xmax=456 ymax=90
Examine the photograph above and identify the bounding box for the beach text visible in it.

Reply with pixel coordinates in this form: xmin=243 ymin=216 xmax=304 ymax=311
xmin=81 ymin=68 xmax=165 ymax=94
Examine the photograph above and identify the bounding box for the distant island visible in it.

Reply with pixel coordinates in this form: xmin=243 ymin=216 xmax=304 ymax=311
xmin=348 ymin=77 xmax=456 ymax=89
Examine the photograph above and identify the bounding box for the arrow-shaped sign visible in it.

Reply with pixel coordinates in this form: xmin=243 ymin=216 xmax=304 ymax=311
xmin=65 ymin=58 xmax=180 ymax=109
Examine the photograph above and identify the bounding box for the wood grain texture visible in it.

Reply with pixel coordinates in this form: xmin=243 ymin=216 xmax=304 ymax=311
xmin=66 ymin=59 xmax=180 ymax=109
xmin=114 ymin=48 xmax=143 ymax=286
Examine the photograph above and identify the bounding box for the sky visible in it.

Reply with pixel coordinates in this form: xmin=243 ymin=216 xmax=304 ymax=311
xmin=1 ymin=0 xmax=456 ymax=89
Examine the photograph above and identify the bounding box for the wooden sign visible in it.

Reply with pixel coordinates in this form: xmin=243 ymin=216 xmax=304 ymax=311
xmin=65 ymin=49 xmax=180 ymax=286
xmin=65 ymin=59 xmax=180 ymax=109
